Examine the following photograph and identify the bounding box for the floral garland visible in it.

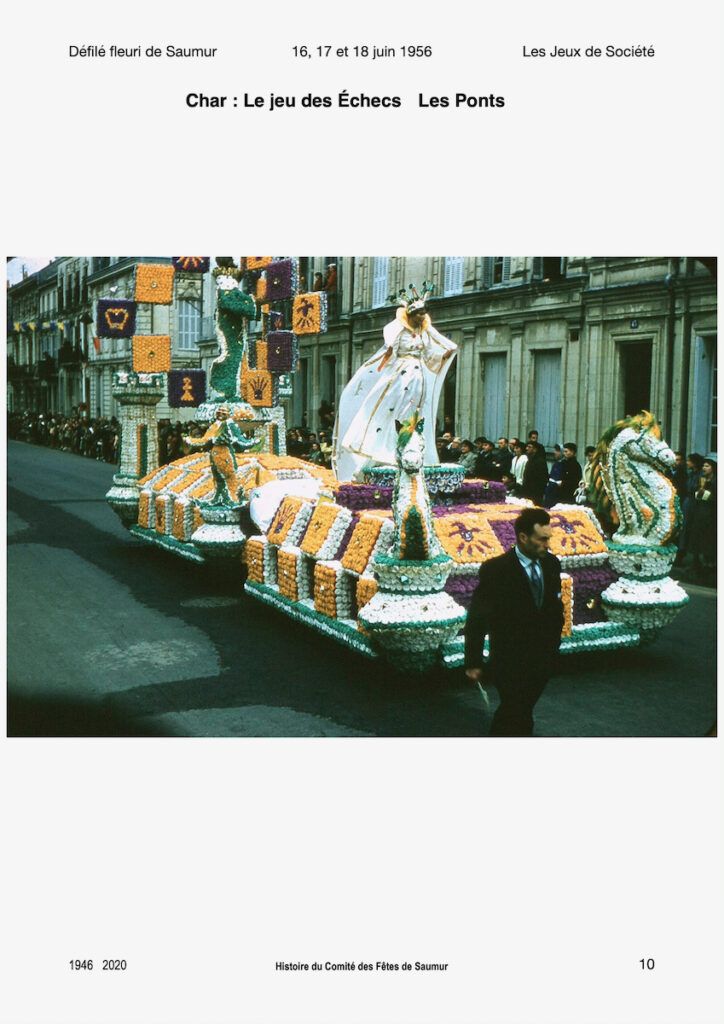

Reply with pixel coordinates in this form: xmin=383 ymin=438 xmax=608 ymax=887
xmin=135 ymin=263 xmax=175 ymax=304
xmin=299 ymin=503 xmax=353 ymax=559
xmin=340 ymin=514 xmax=395 ymax=575
xmin=132 ymin=335 xmax=172 ymax=373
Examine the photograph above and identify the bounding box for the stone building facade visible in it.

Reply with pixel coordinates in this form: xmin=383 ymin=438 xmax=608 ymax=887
xmin=291 ymin=257 xmax=717 ymax=456
xmin=8 ymin=257 xmax=716 ymax=456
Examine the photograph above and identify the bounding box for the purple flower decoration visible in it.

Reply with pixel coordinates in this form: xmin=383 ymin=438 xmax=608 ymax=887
xmin=488 ymin=518 xmax=518 ymax=551
xmin=266 ymin=331 xmax=297 ymax=373
xmin=568 ymin=566 xmax=618 ymax=624
xmin=457 ymin=479 xmax=507 ymax=503
xmin=97 ymin=299 xmax=136 ymax=338
xmin=168 ymin=369 xmax=206 ymax=408
xmin=333 ymin=515 xmax=360 ymax=561
xmin=444 ymin=575 xmax=479 ymax=609
xmin=335 ymin=484 xmax=393 ymax=511
xmin=266 ymin=258 xmax=299 ymax=301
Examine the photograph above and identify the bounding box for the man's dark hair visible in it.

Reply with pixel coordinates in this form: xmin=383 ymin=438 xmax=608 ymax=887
xmin=514 ymin=507 xmax=551 ymax=538
xmin=585 ymin=445 xmax=596 ymax=456
xmin=474 ymin=436 xmax=486 ymax=445
xmin=688 ymin=452 xmax=704 ymax=470
xmin=528 ymin=429 xmax=539 ymax=439
xmin=563 ymin=442 xmax=578 ymax=453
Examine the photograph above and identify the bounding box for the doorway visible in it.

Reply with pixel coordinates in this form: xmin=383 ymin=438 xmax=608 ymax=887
xmin=620 ymin=341 xmax=652 ymax=417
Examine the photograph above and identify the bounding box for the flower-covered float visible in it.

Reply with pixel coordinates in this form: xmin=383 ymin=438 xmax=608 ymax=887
xmin=106 ymin=261 xmax=688 ymax=671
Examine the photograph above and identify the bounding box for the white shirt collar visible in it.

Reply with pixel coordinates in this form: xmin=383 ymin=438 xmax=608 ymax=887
xmin=515 ymin=545 xmax=537 ymax=571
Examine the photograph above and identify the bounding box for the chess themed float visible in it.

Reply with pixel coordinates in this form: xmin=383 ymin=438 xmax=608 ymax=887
xmin=105 ymin=260 xmax=688 ymax=671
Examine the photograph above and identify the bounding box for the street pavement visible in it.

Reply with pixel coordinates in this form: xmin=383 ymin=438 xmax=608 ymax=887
xmin=6 ymin=441 xmax=717 ymax=737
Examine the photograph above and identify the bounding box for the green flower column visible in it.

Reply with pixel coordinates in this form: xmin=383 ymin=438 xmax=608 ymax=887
xmin=210 ymin=285 xmax=257 ymax=400
xmin=105 ymin=371 xmax=165 ymax=527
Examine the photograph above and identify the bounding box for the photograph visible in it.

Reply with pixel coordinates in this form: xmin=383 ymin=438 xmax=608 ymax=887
xmin=7 ymin=255 xmax=717 ymax=738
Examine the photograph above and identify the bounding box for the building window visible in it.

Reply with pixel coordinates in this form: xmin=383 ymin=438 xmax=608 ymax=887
xmin=483 ymin=257 xmax=511 ymax=287
xmin=444 ymin=257 xmax=464 ymax=296
xmin=177 ymin=298 xmax=201 ymax=350
xmin=372 ymin=257 xmax=389 ymax=308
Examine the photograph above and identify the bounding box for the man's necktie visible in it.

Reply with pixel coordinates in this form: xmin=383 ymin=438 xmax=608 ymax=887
xmin=530 ymin=559 xmax=543 ymax=608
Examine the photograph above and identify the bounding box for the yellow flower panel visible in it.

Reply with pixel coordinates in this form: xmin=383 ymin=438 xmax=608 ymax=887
xmin=192 ymin=506 xmax=204 ymax=533
xmin=172 ymin=501 xmax=188 ymax=540
xmin=277 ymin=548 xmax=299 ymax=601
xmin=267 ymin=496 xmax=308 ymax=546
xmin=292 ymin=292 xmax=324 ymax=335
xmin=153 ymin=466 xmax=184 ymax=491
xmin=169 ymin=470 xmax=205 ymax=495
xmin=188 ymin=478 xmax=214 ymax=501
xmin=135 ymin=263 xmax=175 ymax=304
xmin=138 ymin=490 xmax=150 ymax=528
xmin=254 ymin=340 xmax=268 ymax=370
xmin=155 ymin=496 xmax=171 ymax=534
xmin=561 ymin=574 xmax=573 ymax=637
xmin=243 ymin=367 xmax=274 ymax=408
xmin=132 ymin=335 xmax=172 ymax=373
xmin=341 ymin=515 xmax=384 ymax=574
xmin=300 ymin=503 xmax=343 ymax=557
xmin=547 ymin=509 xmax=607 ymax=558
xmin=356 ymin=575 xmax=378 ymax=610
xmin=434 ymin=514 xmax=504 ymax=564
xmin=313 ymin=562 xmax=339 ymax=617
xmin=245 ymin=538 xmax=266 ymax=583
xmin=255 ymin=276 xmax=267 ymax=301
xmin=245 ymin=257 xmax=273 ymax=270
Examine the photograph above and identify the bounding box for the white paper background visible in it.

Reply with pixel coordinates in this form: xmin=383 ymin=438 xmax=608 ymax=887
xmin=1 ymin=1 xmax=722 ymax=1022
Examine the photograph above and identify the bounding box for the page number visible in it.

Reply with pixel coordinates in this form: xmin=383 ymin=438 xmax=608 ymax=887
xmin=639 ymin=958 xmax=655 ymax=970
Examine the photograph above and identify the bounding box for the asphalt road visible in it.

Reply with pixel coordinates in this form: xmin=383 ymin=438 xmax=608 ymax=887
xmin=6 ymin=441 xmax=717 ymax=737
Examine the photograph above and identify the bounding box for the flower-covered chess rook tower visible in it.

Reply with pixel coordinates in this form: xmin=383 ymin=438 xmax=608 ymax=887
xmin=357 ymin=412 xmax=466 ymax=670
xmin=105 ymin=371 xmax=166 ymax=525
xmin=591 ymin=411 xmax=688 ymax=639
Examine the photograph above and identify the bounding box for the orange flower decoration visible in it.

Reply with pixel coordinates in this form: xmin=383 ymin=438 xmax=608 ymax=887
xmin=561 ymin=573 xmax=573 ymax=637
xmin=256 ymin=276 xmax=267 ymax=301
xmin=341 ymin=515 xmax=384 ymax=574
xmin=268 ymin=497 xmax=310 ymax=546
xmin=135 ymin=263 xmax=175 ymax=304
xmin=434 ymin=514 xmax=503 ymax=564
xmin=245 ymin=257 xmax=273 ymax=270
xmin=314 ymin=562 xmax=339 ymax=617
xmin=356 ymin=575 xmax=378 ymax=610
xmin=242 ymin=366 xmax=274 ymax=407
xmin=278 ymin=548 xmax=300 ymax=601
xmin=138 ymin=491 xmax=150 ymax=528
xmin=133 ymin=335 xmax=172 ymax=373
xmin=254 ymin=340 xmax=268 ymax=370
xmin=300 ymin=503 xmax=345 ymax=557
xmin=547 ymin=510 xmax=607 ymax=557
xmin=292 ymin=292 xmax=326 ymax=335
xmin=245 ymin=538 xmax=267 ymax=583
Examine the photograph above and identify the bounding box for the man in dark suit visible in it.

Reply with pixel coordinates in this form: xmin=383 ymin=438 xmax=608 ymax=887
xmin=464 ymin=507 xmax=564 ymax=736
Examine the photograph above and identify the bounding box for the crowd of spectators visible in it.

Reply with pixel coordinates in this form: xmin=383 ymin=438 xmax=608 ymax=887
xmin=436 ymin=428 xmax=587 ymax=507
xmin=8 ymin=410 xmax=120 ymax=463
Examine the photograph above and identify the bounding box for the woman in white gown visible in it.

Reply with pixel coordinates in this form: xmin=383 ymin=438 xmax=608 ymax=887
xmin=334 ymin=286 xmax=457 ymax=481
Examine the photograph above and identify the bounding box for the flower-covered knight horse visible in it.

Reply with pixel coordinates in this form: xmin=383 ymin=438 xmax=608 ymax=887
xmin=389 ymin=411 xmax=443 ymax=560
xmin=591 ymin=410 xmax=681 ymax=547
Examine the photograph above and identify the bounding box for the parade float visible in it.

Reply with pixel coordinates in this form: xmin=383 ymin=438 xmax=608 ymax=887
xmin=105 ymin=259 xmax=688 ymax=671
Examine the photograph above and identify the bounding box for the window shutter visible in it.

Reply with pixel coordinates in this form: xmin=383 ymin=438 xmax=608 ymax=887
xmin=482 ymin=258 xmax=494 ymax=288
xmin=502 ymin=257 xmax=511 ymax=283
xmin=372 ymin=257 xmax=389 ymax=307
xmin=444 ymin=256 xmax=464 ymax=296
